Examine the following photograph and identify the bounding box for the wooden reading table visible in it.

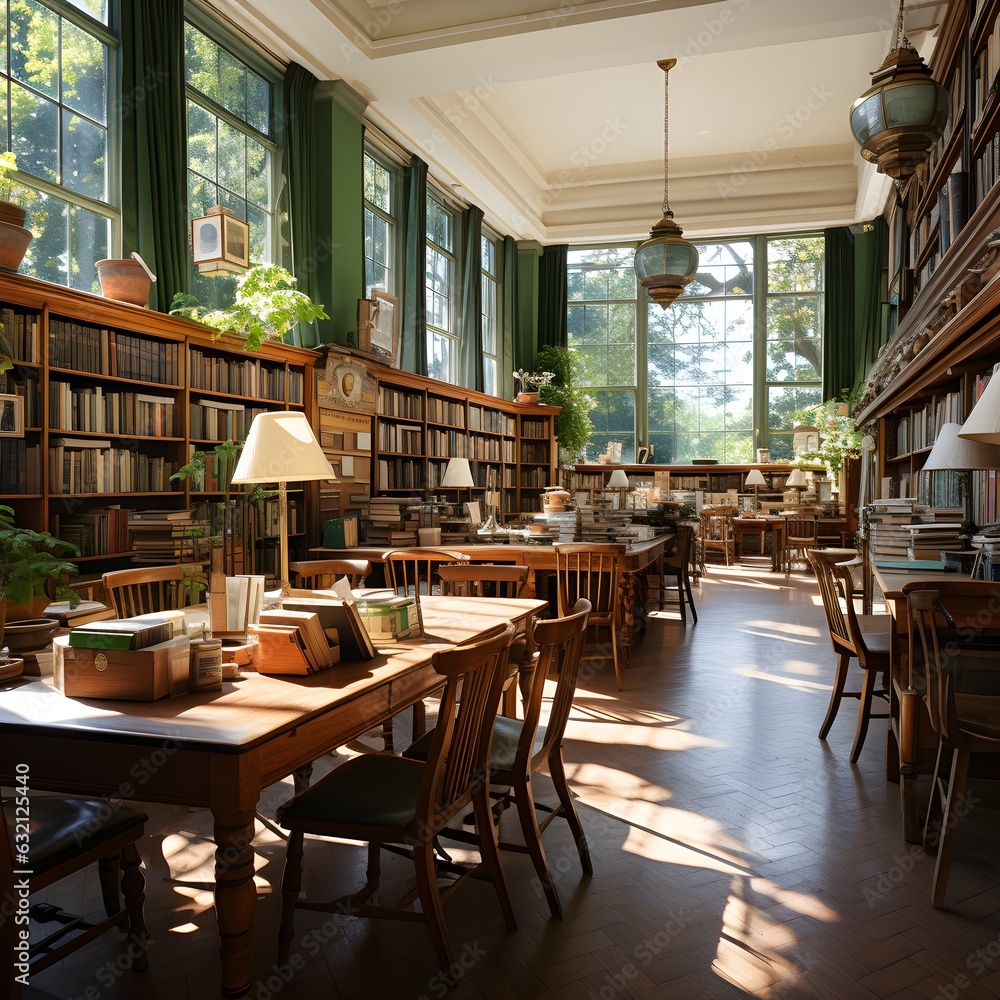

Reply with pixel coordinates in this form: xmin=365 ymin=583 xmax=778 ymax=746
xmin=0 ymin=595 xmax=545 ymax=999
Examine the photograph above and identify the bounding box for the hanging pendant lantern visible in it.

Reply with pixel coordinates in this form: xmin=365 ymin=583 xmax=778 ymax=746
xmin=634 ymin=58 xmax=699 ymax=309
xmin=849 ymin=0 xmax=949 ymax=181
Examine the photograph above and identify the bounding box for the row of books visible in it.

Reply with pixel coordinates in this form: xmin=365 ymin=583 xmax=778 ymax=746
xmin=256 ymin=496 xmax=302 ymax=538
xmin=468 ymin=405 xmax=515 ymax=435
xmin=376 ymin=421 xmax=422 ymax=453
xmin=129 ymin=510 xmax=210 ymax=563
xmin=322 ymin=516 xmax=359 ymax=548
xmin=427 ymin=428 xmax=468 ymax=458
xmin=49 ymin=382 xmax=179 ymax=437
xmin=0 ymin=306 xmax=40 ymax=363
xmin=189 ymin=399 xmax=268 ymax=441
xmin=521 ymin=418 xmax=549 ymax=439
xmin=49 ymin=439 xmax=174 ymax=494
xmin=0 ymin=440 xmax=40 ymax=493
xmin=973 ymin=130 xmax=1000 ymax=208
xmin=0 ymin=368 xmax=40 ymax=426
xmin=521 ymin=442 xmax=549 ymax=464
xmin=377 ymin=458 xmax=425 ymax=491
xmin=49 ymin=321 xmax=182 ymax=386
xmin=378 ymin=386 xmax=423 ymax=420
xmin=55 ymin=505 xmax=133 ymax=557
xmin=209 ymin=574 xmax=266 ymax=634
xmin=426 ymin=396 xmax=466 ymax=427
xmin=189 ymin=348 xmax=294 ymax=402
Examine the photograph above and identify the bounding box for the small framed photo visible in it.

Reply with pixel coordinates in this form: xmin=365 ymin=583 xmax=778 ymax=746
xmin=0 ymin=394 xmax=23 ymax=437
xmin=358 ymin=290 xmax=398 ymax=367
xmin=756 ymin=448 xmax=771 ymax=464
xmin=637 ymin=445 xmax=651 ymax=464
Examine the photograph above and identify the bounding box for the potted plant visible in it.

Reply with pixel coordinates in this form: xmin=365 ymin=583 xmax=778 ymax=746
xmin=170 ymin=264 xmax=329 ymax=352
xmin=512 ymin=368 xmax=555 ymax=404
xmin=0 ymin=152 xmax=34 ymax=271
xmin=795 ymin=400 xmax=862 ymax=480
xmin=531 ymin=345 xmax=595 ymax=464
xmin=0 ymin=504 xmax=80 ymax=648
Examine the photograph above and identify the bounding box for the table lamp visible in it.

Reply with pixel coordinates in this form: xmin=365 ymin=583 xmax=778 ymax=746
xmin=923 ymin=421 xmax=1000 ymax=521
xmin=608 ymin=468 xmax=630 ymax=509
xmin=785 ymin=467 xmax=808 ymax=505
xmin=231 ymin=411 xmax=336 ymax=596
xmin=958 ymin=363 xmax=1000 ymax=444
xmin=744 ymin=468 xmax=766 ymax=510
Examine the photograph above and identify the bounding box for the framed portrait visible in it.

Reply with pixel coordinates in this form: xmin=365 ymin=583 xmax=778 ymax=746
xmin=756 ymin=448 xmax=771 ymax=464
xmin=191 ymin=210 xmax=249 ymax=269
xmin=637 ymin=445 xmax=651 ymax=464
xmin=0 ymin=394 xmax=23 ymax=437
xmin=358 ymin=290 xmax=398 ymax=367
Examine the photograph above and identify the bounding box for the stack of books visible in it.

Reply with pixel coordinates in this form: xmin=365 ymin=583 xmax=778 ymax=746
xmin=69 ymin=617 xmax=173 ymax=650
xmin=128 ymin=510 xmax=211 ymax=564
xmin=365 ymin=496 xmax=421 ymax=547
xmin=43 ymin=600 xmax=117 ymax=628
xmin=254 ymin=608 xmax=341 ymax=674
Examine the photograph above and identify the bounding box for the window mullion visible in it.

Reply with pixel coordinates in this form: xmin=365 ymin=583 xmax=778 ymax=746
xmin=753 ymin=233 xmax=768 ymax=453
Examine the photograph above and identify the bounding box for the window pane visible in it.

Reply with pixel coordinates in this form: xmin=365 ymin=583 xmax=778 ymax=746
xmin=185 ymin=23 xmax=220 ymax=104
xmin=364 ymin=154 xmax=391 ymax=212
xmin=11 ymin=85 xmax=58 ymax=182
xmin=61 ymin=111 xmax=105 ymax=199
xmin=245 ymin=136 xmax=269 ymax=209
xmin=428 ymin=330 xmax=452 ymax=383
xmin=218 ymin=119 xmax=246 ymax=198
xmin=10 ymin=0 xmax=57 ymax=99
xmin=21 ymin=187 xmax=110 ymax=288
xmin=768 ymin=385 xmax=821 ymax=431
xmin=245 ymin=67 xmax=269 ymax=136
xmin=219 ymin=48 xmax=247 ymax=124
xmin=61 ymin=18 xmax=106 ymax=125
xmin=684 ymin=241 xmax=755 ymax=298
xmin=64 ymin=0 xmax=107 ymax=23
xmin=483 ymin=356 xmax=497 ymax=397
xmin=768 ymin=235 xmax=824 ymax=292
xmin=187 ymin=99 xmax=216 ymax=178
xmin=587 ymin=389 xmax=635 ymax=464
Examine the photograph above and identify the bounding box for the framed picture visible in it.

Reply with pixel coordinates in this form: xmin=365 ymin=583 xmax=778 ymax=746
xmin=756 ymin=448 xmax=771 ymax=464
xmin=0 ymin=394 xmax=23 ymax=437
xmin=191 ymin=210 xmax=249 ymax=269
xmin=358 ymin=290 xmax=398 ymax=367
xmin=637 ymin=445 xmax=651 ymax=464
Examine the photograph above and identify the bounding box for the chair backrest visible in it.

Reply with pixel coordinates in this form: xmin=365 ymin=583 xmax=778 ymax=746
xmin=700 ymin=508 xmax=734 ymax=545
xmin=383 ymin=548 xmax=470 ymax=598
xmin=553 ymin=542 xmax=623 ymax=622
xmin=664 ymin=524 xmax=694 ymax=571
xmin=102 ymin=564 xmax=201 ymax=617
xmin=807 ymin=548 xmax=853 ymax=650
xmin=784 ymin=517 xmax=818 ymax=543
xmin=288 ymin=558 xmax=370 ymax=589
xmin=438 ymin=563 xmax=528 ymax=599
xmin=419 ymin=622 xmax=515 ymax=825
xmin=905 ymin=580 xmax=1000 ymax=742
xmin=520 ymin=599 xmax=591 ymax=769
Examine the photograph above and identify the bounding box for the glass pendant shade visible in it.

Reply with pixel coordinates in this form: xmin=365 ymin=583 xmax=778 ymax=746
xmin=634 ymin=58 xmax=699 ymax=309
xmin=849 ymin=6 xmax=948 ymax=180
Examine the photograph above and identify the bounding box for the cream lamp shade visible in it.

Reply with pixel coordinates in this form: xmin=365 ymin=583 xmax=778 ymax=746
xmin=744 ymin=469 xmax=767 ymax=488
xmin=925 ymin=422 xmax=1000 ymax=469
xmin=231 ymin=411 xmax=335 ymax=596
xmin=440 ymin=457 xmax=475 ymax=488
xmin=785 ymin=468 xmax=808 ymax=488
xmin=958 ymin=364 xmax=1000 ymax=444
xmin=607 ymin=469 xmax=630 ymax=489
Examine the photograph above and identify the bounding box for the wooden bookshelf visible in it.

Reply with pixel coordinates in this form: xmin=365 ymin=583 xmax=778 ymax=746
xmin=0 ymin=270 xmax=318 ymax=581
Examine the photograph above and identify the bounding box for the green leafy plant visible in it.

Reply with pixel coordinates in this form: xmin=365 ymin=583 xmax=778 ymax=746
xmin=513 ymin=369 xmax=555 ymax=394
xmin=795 ymin=400 xmax=862 ymax=478
xmin=0 ymin=151 xmax=33 ymax=208
xmin=169 ymin=265 xmax=329 ymax=352
xmin=0 ymin=504 xmax=79 ymax=637
xmin=532 ymin=345 xmax=595 ymax=462
xmin=171 ymin=440 xmax=243 ymax=492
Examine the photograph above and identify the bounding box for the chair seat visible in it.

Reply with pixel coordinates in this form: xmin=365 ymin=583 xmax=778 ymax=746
xmin=859 ymin=614 xmax=891 ymax=632
xmin=954 ymin=693 xmax=1000 ymax=742
xmin=277 ymin=754 xmax=425 ymax=829
xmin=406 ymin=717 xmax=547 ymax=772
xmin=860 ymin=629 xmax=892 ymax=658
xmin=3 ymin=796 xmax=147 ymax=876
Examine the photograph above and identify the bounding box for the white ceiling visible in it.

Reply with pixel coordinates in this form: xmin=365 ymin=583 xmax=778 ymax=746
xmin=212 ymin=0 xmax=948 ymax=242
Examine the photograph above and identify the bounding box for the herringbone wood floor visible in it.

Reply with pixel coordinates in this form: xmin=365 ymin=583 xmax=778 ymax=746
xmin=24 ymin=566 xmax=1000 ymax=999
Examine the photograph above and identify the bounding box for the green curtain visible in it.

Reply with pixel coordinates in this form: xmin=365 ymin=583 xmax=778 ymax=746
xmin=120 ymin=0 xmax=188 ymax=313
xmin=399 ymin=156 xmax=427 ymax=375
xmin=458 ymin=205 xmax=484 ymax=390
xmin=538 ymin=244 xmax=568 ymax=349
xmin=854 ymin=217 xmax=889 ymax=395
xmin=500 ymin=235 xmax=519 ymax=401
xmin=822 ymin=227 xmax=855 ymax=401
xmin=284 ymin=63 xmax=320 ymax=346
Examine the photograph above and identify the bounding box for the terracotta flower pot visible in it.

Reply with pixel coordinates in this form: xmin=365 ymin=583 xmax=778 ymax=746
xmin=516 ymin=391 xmax=540 ymax=404
xmin=0 ymin=200 xmax=26 ymax=227
xmin=0 ymin=219 xmax=32 ymax=271
xmin=96 ymin=258 xmax=152 ymax=306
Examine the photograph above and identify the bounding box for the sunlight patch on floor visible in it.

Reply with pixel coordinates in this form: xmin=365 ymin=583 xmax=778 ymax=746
xmin=744 ymin=620 xmax=821 ymax=638
xmin=734 ymin=665 xmax=831 ymax=693
xmin=739 ymin=628 xmax=818 ymax=646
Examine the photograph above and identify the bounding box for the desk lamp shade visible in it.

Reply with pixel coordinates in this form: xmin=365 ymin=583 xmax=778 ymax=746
xmin=607 ymin=469 xmax=630 ymax=489
xmin=925 ymin=422 xmax=1000 ymax=469
xmin=440 ymin=457 xmax=475 ymax=488
xmin=231 ymin=411 xmax=335 ymax=595
xmin=744 ymin=469 xmax=766 ymax=488
xmin=785 ymin=468 xmax=808 ymax=488
xmin=958 ymin=364 xmax=1000 ymax=445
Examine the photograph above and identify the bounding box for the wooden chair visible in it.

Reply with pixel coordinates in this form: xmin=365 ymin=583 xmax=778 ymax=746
xmin=782 ymin=516 xmax=818 ymax=575
xmin=658 ymin=524 xmax=698 ymax=624
xmin=906 ymin=582 xmax=1000 ymax=907
xmin=101 ymin=564 xmax=202 ymax=617
xmin=288 ymin=558 xmax=370 ymax=589
xmin=699 ymin=507 xmax=735 ymax=568
xmin=808 ymin=550 xmax=891 ymax=762
xmin=404 ymin=599 xmax=592 ymax=918
xmin=276 ymin=623 xmax=517 ymax=976
xmin=1 ymin=796 xmax=148 ymax=998
xmin=554 ymin=542 xmax=625 ymax=690
xmin=437 ymin=563 xmax=528 ymax=598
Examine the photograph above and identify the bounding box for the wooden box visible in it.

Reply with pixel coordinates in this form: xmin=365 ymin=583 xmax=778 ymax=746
xmin=53 ymin=635 xmax=192 ymax=701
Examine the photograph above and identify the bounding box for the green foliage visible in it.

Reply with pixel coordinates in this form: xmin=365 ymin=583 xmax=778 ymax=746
xmin=796 ymin=400 xmax=862 ymax=477
xmin=169 ymin=265 xmax=329 ymax=352
xmin=0 ymin=504 xmax=79 ymax=607
xmin=171 ymin=440 xmax=243 ymax=492
xmin=532 ymin=345 xmax=595 ymax=461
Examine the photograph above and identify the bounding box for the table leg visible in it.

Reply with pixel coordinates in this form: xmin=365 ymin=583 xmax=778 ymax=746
xmin=211 ymin=756 xmax=260 ymax=999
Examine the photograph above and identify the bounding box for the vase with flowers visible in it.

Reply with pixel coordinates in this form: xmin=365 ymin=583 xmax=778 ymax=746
xmin=512 ymin=368 xmax=555 ymax=404
xmin=0 ymin=152 xmax=33 ymax=272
